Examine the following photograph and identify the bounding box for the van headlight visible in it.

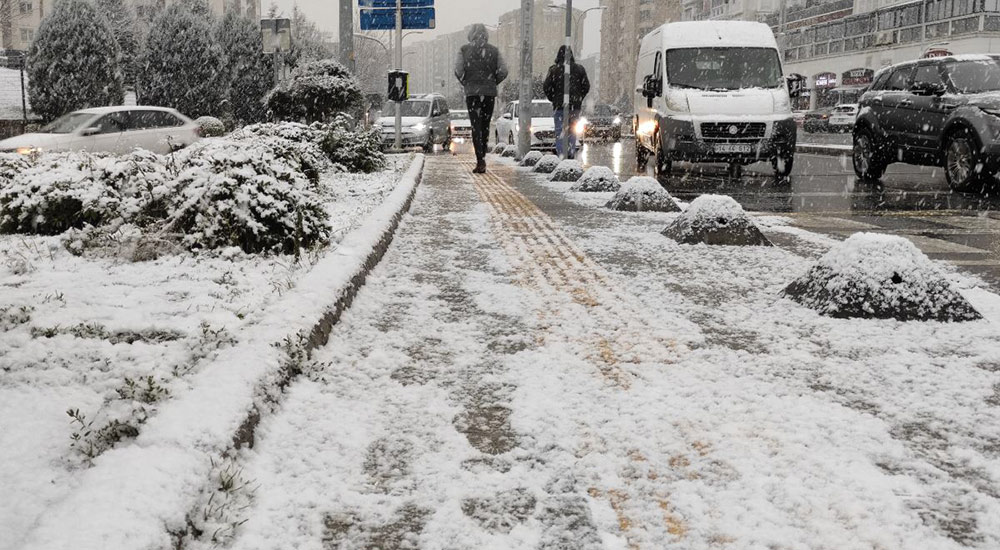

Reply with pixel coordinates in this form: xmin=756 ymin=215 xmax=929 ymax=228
xmin=412 ymin=123 xmax=427 ymax=132
xmin=665 ymin=91 xmax=690 ymax=113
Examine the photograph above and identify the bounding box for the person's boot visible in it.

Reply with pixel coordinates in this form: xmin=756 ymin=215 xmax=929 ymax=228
xmin=474 ymin=158 xmax=486 ymax=174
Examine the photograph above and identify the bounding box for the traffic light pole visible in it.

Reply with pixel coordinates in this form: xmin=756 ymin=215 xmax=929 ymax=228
xmin=560 ymin=0 xmax=572 ymax=159
xmin=394 ymin=0 xmax=403 ymax=150
xmin=517 ymin=0 xmax=533 ymax=160
xmin=340 ymin=0 xmax=354 ymax=72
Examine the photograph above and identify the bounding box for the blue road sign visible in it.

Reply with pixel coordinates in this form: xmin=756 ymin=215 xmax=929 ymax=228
xmin=360 ymin=7 xmax=436 ymax=30
xmin=359 ymin=0 xmax=433 ymax=6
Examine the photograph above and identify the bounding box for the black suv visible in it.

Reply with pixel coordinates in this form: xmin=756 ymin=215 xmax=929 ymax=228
xmin=854 ymin=55 xmax=1000 ymax=190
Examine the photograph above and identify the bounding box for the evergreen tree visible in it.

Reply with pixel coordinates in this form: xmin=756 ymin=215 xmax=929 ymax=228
xmin=217 ymin=12 xmax=272 ymax=125
xmin=95 ymin=0 xmax=139 ymax=86
xmin=267 ymin=59 xmax=362 ymax=123
xmin=137 ymin=2 xmax=227 ymax=118
xmin=26 ymin=0 xmax=124 ymax=122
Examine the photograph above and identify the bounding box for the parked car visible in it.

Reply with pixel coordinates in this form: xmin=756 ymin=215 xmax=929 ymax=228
xmin=494 ymin=99 xmax=557 ymax=150
xmin=377 ymin=93 xmax=451 ymax=152
xmin=803 ymin=107 xmax=833 ymax=133
xmin=634 ymin=21 xmax=797 ymax=179
xmin=854 ymin=54 xmax=1000 ymax=190
xmin=449 ymin=110 xmax=472 ymax=143
xmin=581 ymin=104 xmax=624 ymax=142
xmin=0 ymin=106 xmax=200 ymax=155
xmin=828 ymin=103 xmax=859 ymax=132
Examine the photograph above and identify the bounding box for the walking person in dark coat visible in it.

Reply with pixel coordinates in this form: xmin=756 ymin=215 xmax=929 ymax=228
xmin=455 ymin=24 xmax=508 ymax=173
xmin=543 ymin=45 xmax=590 ymax=159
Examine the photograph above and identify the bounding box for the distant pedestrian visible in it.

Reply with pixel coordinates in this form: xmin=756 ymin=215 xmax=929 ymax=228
xmin=543 ymin=46 xmax=590 ymax=159
xmin=455 ymin=24 xmax=508 ymax=174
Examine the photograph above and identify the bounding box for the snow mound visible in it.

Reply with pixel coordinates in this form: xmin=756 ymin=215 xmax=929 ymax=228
xmin=571 ymin=166 xmax=619 ymax=192
xmin=662 ymin=194 xmax=770 ymax=246
xmin=783 ymin=233 xmax=981 ymax=321
xmin=501 ymin=145 xmax=517 ymax=158
xmin=605 ymin=177 xmax=679 ymax=212
xmin=519 ymin=150 xmax=543 ymax=167
xmin=492 ymin=143 xmax=507 ymax=154
xmin=533 ymin=154 xmax=561 ymax=174
xmin=195 ymin=116 xmax=225 ymax=137
xmin=549 ymin=160 xmax=584 ymax=182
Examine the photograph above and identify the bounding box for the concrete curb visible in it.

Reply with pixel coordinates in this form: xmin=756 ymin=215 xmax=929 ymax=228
xmin=796 ymin=143 xmax=853 ymax=157
xmin=21 ymin=154 xmax=427 ymax=550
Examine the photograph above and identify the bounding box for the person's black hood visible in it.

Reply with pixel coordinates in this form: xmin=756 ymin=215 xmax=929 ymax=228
xmin=556 ymin=45 xmax=575 ymax=65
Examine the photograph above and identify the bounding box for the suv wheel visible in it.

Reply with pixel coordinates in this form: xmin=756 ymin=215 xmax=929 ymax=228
xmin=653 ymin=139 xmax=672 ymax=178
xmin=945 ymin=129 xmax=984 ymax=191
xmin=853 ymin=128 xmax=887 ymax=181
xmin=422 ymin=132 xmax=434 ymax=153
xmin=772 ymin=151 xmax=794 ymax=179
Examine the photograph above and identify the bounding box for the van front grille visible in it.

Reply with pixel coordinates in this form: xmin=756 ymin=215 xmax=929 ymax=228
xmin=700 ymin=122 xmax=766 ymax=141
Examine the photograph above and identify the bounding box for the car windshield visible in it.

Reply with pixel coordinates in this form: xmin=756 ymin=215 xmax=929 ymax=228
xmin=40 ymin=112 xmax=94 ymax=134
xmin=666 ymin=47 xmax=783 ymax=91
xmin=591 ymin=105 xmax=618 ymax=116
xmin=449 ymin=111 xmax=469 ymax=121
xmin=385 ymin=100 xmax=431 ymax=118
xmin=520 ymin=102 xmax=554 ymax=118
xmin=946 ymin=59 xmax=1000 ymax=94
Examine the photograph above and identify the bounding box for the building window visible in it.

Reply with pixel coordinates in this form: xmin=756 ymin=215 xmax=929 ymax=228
xmin=19 ymin=28 xmax=33 ymax=42
xmin=829 ymin=39 xmax=844 ymax=54
xmin=814 ymin=42 xmax=828 ymax=56
xmin=952 ymin=15 xmax=981 ymax=33
xmin=899 ymin=26 xmax=922 ymax=42
xmin=987 ymin=0 xmax=1000 ymax=12
xmin=18 ymin=1 xmax=31 ymax=14
xmin=900 ymin=5 xmax=921 ymax=26
xmin=926 ymin=0 xmax=953 ymax=22
xmin=878 ymin=10 xmax=896 ymax=30
xmin=845 ymin=16 xmax=873 ymax=36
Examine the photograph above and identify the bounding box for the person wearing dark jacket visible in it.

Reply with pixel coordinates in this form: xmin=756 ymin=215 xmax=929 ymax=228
xmin=455 ymin=24 xmax=509 ymax=173
xmin=543 ymin=46 xmax=590 ymax=159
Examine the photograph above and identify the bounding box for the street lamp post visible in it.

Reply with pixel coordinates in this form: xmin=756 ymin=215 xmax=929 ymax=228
xmin=517 ymin=0 xmax=534 ymax=160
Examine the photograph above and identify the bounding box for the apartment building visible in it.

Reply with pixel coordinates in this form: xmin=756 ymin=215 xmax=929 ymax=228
xmin=599 ymin=0 xmax=681 ymax=108
xmin=495 ymin=2 xmax=585 ymax=79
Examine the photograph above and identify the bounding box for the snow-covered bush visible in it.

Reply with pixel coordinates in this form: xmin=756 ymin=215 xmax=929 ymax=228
xmin=501 ymin=145 xmax=517 ymax=158
xmin=216 ymin=11 xmax=272 ymax=125
xmin=95 ymin=150 xmax=177 ymax=224
xmin=267 ymin=59 xmax=363 ymax=124
xmin=492 ymin=143 xmax=507 ymax=154
xmin=606 ymin=177 xmax=679 ymax=212
xmin=784 ymin=233 xmax=981 ymax=321
xmin=169 ymin=139 xmax=330 ymax=253
xmin=519 ymin=151 xmax=543 ymax=167
xmin=533 ymin=154 xmax=561 ymax=174
xmin=137 ymin=2 xmax=227 ymax=118
xmin=229 ymin=122 xmax=329 ymax=183
xmin=195 ymin=116 xmax=226 ymax=137
xmin=572 ymin=166 xmax=619 ymax=192
xmin=0 ymin=153 xmax=119 ymax=234
xmin=320 ymin=117 xmax=387 ymax=173
xmin=235 ymin=121 xmax=327 ymax=143
xmin=0 ymin=153 xmax=30 ymax=181
xmin=662 ymin=194 xmax=770 ymax=246
xmin=550 ymin=160 xmax=584 ymax=182
xmin=27 ymin=0 xmax=124 ymax=121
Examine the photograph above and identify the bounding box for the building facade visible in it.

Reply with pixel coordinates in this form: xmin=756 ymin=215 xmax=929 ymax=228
xmin=402 ymin=27 xmax=468 ymax=108
xmin=599 ymin=0 xmax=681 ymax=108
xmin=495 ymin=3 xmax=585 ymax=83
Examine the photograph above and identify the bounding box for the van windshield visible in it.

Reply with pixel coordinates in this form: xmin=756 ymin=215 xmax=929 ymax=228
xmin=666 ymin=47 xmax=783 ymax=91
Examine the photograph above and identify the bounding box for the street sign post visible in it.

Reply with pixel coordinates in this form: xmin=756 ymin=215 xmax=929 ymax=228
xmin=360 ymin=7 xmax=436 ymax=31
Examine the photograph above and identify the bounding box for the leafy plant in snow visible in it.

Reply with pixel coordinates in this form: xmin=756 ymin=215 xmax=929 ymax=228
xmin=217 ymin=11 xmax=273 ymax=125
xmin=195 ymin=116 xmax=226 ymax=137
xmin=137 ymin=1 xmax=227 ymax=118
xmin=320 ymin=115 xmax=387 ymax=173
xmin=67 ymin=406 xmax=147 ymax=461
xmin=169 ymin=139 xmax=331 ymax=253
xmin=0 ymin=153 xmax=30 ymax=181
xmin=266 ymin=59 xmax=363 ymax=124
xmin=229 ymin=123 xmax=329 ymax=183
xmin=26 ymin=0 xmax=125 ymax=121
xmin=182 ymin=455 xmax=257 ymax=548
xmin=96 ymin=149 xmax=178 ymax=224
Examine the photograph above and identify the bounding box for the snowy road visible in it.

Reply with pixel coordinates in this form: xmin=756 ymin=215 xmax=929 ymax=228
xmin=228 ymin=155 xmax=1000 ymax=550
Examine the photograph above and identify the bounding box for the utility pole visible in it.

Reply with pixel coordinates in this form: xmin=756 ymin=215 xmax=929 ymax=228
xmin=394 ymin=0 xmax=403 ymax=150
xmin=560 ymin=0 xmax=572 ymax=159
xmin=340 ymin=0 xmax=355 ymax=72
xmin=517 ymin=0 xmax=533 ymax=160
xmin=778 ymin=0 xmax=787 ymax=60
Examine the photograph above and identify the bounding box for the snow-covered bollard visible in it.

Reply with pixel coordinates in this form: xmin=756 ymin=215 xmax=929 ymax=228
xmin=549 ymin=159 xmax=584 ymax=182
xmin=605 ymin=176 xmax=680 ymax=212
xmin=194 ymin=116 xmax=225 ymax=137
xmin=501 ymin=145 xmax=517 ymax=158
xmin=783 ymin=233 xmax=981 ymax=321
xmin=662 ymin=194 xmax=770 ymax=246
xmin=519 ymin=150 xmax=543 ymax=167
xmin=571 ymin=166 xmax=619 ymax=192
xmin=533 ymin=154 xmax=561 ymax=174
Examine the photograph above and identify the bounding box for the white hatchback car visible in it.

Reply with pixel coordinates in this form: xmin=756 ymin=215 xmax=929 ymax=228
xmin=0 ymin=106 xmax=201 ymax=155
xmin=494 ymin=99 xmax=556 ymax=150
xmin=828 ymin=104 xmax=859 ymax=132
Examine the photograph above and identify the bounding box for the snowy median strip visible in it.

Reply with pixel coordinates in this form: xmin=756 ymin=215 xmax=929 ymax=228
xmin=19 ymin=154 xmax=427 ymax=550
xmin=796 ymin=143 xmax=853 ymax=156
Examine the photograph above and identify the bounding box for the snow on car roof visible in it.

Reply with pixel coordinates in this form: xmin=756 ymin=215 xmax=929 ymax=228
xmin=654 ymin=21 xmax=778 ymax=50
xmin=73 ymin=105 xmax=181 ymax=115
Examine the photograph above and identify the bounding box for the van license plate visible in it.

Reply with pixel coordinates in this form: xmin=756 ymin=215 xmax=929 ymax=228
xmin=714 ymin=143 xmax=753 ymax=154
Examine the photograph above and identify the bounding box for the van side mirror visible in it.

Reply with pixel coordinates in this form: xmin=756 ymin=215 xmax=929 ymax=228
xmin=642 ymin=75 xmax=662 ymax=98
xmin=787 ymin=76 xmax=804 ymax=99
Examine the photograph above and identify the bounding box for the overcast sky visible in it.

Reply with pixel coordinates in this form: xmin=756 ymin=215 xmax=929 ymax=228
xmin=270 ymin=0 xmax=603 ymax=57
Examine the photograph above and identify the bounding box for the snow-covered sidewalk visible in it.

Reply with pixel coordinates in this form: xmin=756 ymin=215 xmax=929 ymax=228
xmin=220 ymin=156 xmax=1000 ymax=549
xmin=0 ymin=155 xmax=414 ymax=550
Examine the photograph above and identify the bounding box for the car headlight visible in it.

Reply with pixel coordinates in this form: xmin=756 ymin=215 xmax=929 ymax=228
xmin=613 ymin=116 xmax=622 ymax=125
xmin=574 ymin=118 xmax=587 ymax=135
xmin=412 ymin=123 xmax=427 ymax=132
xmin=15 ymin=146 xmax=41 ymax=156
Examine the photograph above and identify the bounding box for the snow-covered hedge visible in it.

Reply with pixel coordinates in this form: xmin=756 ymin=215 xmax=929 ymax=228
xmin=170 ymin=139 xmax=330 ymax=254
xmin=519 ymin=151 xmax=543 ymax=167
xmin=533 ymin=154 xmax=561 ymax=174
xmin=266 ymin=59 xmax=363 ymax=124
xmin=784 ymin=233 xmax=981 ymax=321
xmin=605 ymin=177 xmax=679 ymax=212
xmin=571 ymin=166 xmax=619 ymax=192
xmin=0 ymin=153 xmax=30 ymax=181
xmin=195 ymin=116 xmax=226 ymax=137
xmin=550 ymin=159 xmax=584 ymax=182
xmin=320 ymin=117 xmax=387 ymax=174
xmin=230 ymin=122 xmax=330 ymax=183
xmin=235 ymin=119 xmax=385 ymax=175
xmin=662 ymin=194 xmax=770 ymax=246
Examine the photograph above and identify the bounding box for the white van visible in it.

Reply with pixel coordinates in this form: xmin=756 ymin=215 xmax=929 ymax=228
xmin=634 ymin=21 xmax=798 ymax=178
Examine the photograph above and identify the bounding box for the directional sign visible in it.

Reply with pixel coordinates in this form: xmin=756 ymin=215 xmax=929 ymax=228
xmin=359 ymin=0 xmax=433 ymax=6
xmin=360 ymin=7 xmax=436 ymax=30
